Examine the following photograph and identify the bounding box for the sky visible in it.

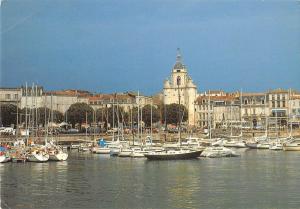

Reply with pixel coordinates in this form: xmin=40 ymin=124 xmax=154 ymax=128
xmin=1 ymin=0 xmax=300 ymax=95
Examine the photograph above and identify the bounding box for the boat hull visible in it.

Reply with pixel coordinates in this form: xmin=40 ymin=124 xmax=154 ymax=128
xmin=118 ymin=151 xmax=132 ymax=157
xmin=0 ymin=155 xmax=11 ymax=163
xmin=27 ymin=153 xmax=49 ymax=162
xmin=49 ymin=153 xmax=68 ymax=161
xmin=283 ymin=146 xmax=300 ymax=151
xmin=144 ymin=150 xmax=202 ymax=160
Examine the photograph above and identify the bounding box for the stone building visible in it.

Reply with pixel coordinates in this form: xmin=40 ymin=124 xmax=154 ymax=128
xmin=0 ymin=87 xmax=22 ymax=106
xmin=289 ymin=92 xmax=300 ymax=128
xmin=267 ymin=89 xmax=289 ymax=128
xmin=240 ymin=92 xmax=268 ymax=129
xmin=195 ymin=92 xmax=240 ymax=128
xmin=163 ymin=49 xmax=198 ymax=126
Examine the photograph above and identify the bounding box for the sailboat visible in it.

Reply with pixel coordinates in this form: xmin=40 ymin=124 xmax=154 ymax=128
xmin=223 ymin=95 xmax=247 ymax=148
xmin=27 ymin=148 xmax=49 ymax=162
xmin=283 ymin=89 xmax=300 ymax=151
xmin=144 ymin=78 xmax=202 ymax=160
xmin=47 ymin=94 xmax=68 ymax=161
xmin=246 ymin=93 xmax=270 ymax=149
xmin=0 ymin=147 xmax=11 ymax=163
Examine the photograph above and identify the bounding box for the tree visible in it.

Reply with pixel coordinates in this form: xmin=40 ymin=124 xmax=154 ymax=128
xmin=96 ymin=106 xmax=126 ymax=129
xmin=66 ymin=103 xmax=93 ymax=126
xmin=161 ymin=103 xmax=188 ymax=125
xmin=0 ymin=104 xmax=20 ymax=127
xmin=141 ymin=105 xmax=160 ymax=127
xmin=36 ymin=107 xmax=64 ymax=125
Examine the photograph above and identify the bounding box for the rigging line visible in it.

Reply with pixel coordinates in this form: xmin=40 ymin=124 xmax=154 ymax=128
xmin=1 ymin=12 xmax=36 ymax=35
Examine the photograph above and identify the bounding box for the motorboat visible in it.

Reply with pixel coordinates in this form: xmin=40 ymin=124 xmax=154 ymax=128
xmin=118 ymin=148 xmax=132 ymax=157
xmin=70 ymin=143 xmax=80 ymax=150
xmin=283 ymin=139 xmax=300 ymax=151
xmin=109 ymin=144 xmax=121 ymax=156
xmin=78 ymin=143 xmax=92 ymax=152
xmin=130 ymin=147 xmax=147 ymax=158
xmin=269 ymin=142 xmax=283 ymax=151
xmin=223 ymin=140 xmax=247 ymax=148
xmin=201 ymin=146 xmax=239 ymax=158
xmin=93 ymin=147 xmax=111 ymax=154
xmin=246 ymin=141 xmax=270 ymax=149
xmin=144 ymin=148 xmax=202 ymax=160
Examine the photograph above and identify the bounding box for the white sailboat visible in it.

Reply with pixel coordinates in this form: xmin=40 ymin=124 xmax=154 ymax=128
xmin=200 ymin=146 xmax=239 ymax=158
xmin=27 ymin=149 xmax=49 ymax=162
xmin=49 ymin=149 xmax=68 ymax=161
xmin=0 ymin=154 xmax=11 ymax=163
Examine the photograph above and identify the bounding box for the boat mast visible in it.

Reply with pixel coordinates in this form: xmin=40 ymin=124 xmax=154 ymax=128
xmin=137 ymin=91 xmax=140 ymax=145
xmin=288 ymin=88 xmax=292 ymax=138
xmin=35 ymin=85 xmax=38 ymax=138
xmin=112 ymin=97 xmax=115 ymax=142
xmin=177 ymin=75 xmax=181 ymax=145
xmin=150 ymin=98 xmax=153 ymax=145
xmin=116 ymin=99 xmax=120 ymax=142
xmin=44 ymin=94 xmax=48 ymax=145
xmin=230 ymin=102 xmax=233 ymax=137
xmin=208 ymin=90 xmax=211 ymax=140
xmin=264 ymin=93 xmax=268 ymax=138
xmin=240 ymin=89 xmax=243 ymax=137
xmin=140 ymin=104 xmax=143 ymax=145
xmin=85 ymin=111 xmax=88 ymax=141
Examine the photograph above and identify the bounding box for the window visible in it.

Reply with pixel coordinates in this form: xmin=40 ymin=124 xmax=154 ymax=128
xmin=261 ymin=99 xmax=265 ymax=105
xmin=14 ymin=94 xmax=18 ymax=99
xmin=283 ymin=101 xmax=285 ymax=107
xmin=277 ymin=101 xmax=280 ymax=107
xmin=244 ymin=99 xmax=248 ymax=105
xmin=272 ymin=101 xmax=275 ymax=108
xmin=5 ymin=94 xmax=10 ymax=100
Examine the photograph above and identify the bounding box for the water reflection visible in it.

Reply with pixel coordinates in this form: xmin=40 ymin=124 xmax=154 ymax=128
xmin=2 ymin=151 xmax=300 ymax=209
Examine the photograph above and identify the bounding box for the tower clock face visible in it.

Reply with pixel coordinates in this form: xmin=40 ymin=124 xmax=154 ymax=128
xmin=177 ymin=76 xmax=181 ymax=86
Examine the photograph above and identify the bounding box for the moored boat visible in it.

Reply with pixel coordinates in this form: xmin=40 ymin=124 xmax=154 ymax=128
xmin=144 ymin=149 xmax=202 ymax=160
xmin=118 ymin=148 xmax=132 ymax=157
xmin=201 ymin=146 xmax=239 ymax=158
xmin=49 ymin=149 xmax=68 ymax=161
xmin=283 ymin=139 xmax=300 ymax=151
xmin=27 ymin=150 xmax=49 ymax=162
xmin=0 ymin=155 xmax=11 ymax=163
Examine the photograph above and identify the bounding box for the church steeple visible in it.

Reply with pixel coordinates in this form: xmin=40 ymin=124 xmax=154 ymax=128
xmin=173 ymin=48 xmax=186 ymax=70
xmin=176 ymin=48 xmax=182 ymax=63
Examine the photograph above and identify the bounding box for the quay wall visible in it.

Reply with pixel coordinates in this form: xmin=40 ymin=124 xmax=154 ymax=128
xmin=0 ymin=128 xmax=299 ymax=144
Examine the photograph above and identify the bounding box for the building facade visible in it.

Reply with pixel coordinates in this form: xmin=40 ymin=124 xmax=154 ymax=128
xmin=195 ymin=91 xmax=240 ymax=128
xmin=241 ymin=92 xmax=268 ymax=129
xmin=0 ymin=87 xmax=22 ymax=106
xmin=163 ymin=49 xmax=198 ymax=126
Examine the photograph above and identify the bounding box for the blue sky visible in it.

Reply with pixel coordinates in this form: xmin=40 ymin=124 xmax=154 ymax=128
xmin=1 ymin=0 xmax=300 ymax=95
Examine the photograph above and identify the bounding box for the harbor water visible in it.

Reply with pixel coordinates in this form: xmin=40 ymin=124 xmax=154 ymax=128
xmin=1 ymin=149 xmax=300 ymax=209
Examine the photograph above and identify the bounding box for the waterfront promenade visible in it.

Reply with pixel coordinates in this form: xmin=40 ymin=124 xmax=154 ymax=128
xmin=1 ymin=129 xmax=299 ymax=144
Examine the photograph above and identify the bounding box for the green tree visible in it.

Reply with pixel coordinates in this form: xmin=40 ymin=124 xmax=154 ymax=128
xmin=141 ymin=105 xmax=160 ymax=127
xmin=66 ymin=103 xmax=93 ymax=126
xmin=0 ymin=104 xmax=20 ymax=127
xmin=36 ymin=107 xmax=64 ymax=125
xmin=161 ymin=103 xmax=188 ymax=125
xmin=96 ymin=106 xmax=126 ymax=129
